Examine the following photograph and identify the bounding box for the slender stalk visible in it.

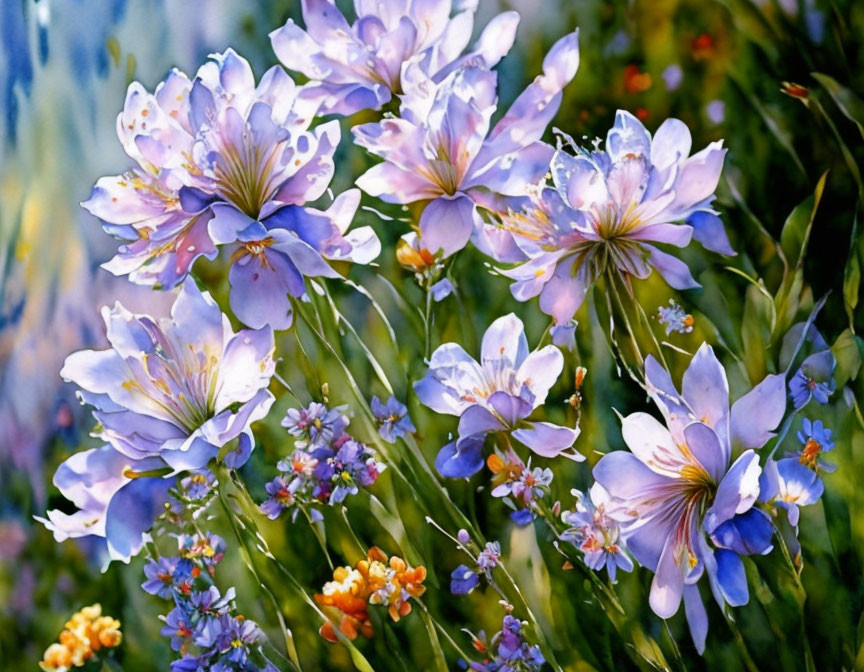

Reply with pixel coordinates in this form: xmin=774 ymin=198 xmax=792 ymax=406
xmin=215 ymin=470 xmax=303 ymax=671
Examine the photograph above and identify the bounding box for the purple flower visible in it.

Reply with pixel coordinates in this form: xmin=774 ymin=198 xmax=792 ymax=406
xmin=759 ymin=458 xmax=824 ymax=527
xmin=450 ymin=564 xmax=480 ymax=595
xmin=499 ymin=112 xmax=731 ymax=326
xmin=260 ymin=475 xmax=299 ymax=520
xmin=789 ymin=351 xmax=836 ymax=408
xmin=190 ymin=586 xmax=235 ymax=619
xmin=83 ymin=49 xmax=379 ymax=316
xmin=142 ymin=556 xmax=183 ymax=598
xmin=656 ymin=299 xmax=694 ymax=335
xmin=282 ymin=402 xmax=349 ymax=447
xmin=561 ymin=484 xmax=633 ymax=583
xmin=593 ymin=344 xmax=784 ymax=653
xmin=161 ymin=606 xmax=196 ymax=651
xmin=179 ymin=469 xmax=217 ymax=501
xmin=416 ymin=314 xmax=580 ymax=478
xmin=225 ymin=188 xmax=381 ymax=330
xmin=789 ymin=418 xmax=836 ymax=472
xmin=477 ymin=541 xmax=501 ymax=571
xmin=467 ymin=615 xmax=545 ymax=671
xmin=431 ymin=278 xmax=455 ymax=302
xmin=353 ymin=30 xmax=579 ymax=257
xmin=270 ymin=0 xmax=520 ymax=116
xmin=38 ymin=280 xmax=274 ymax=562
xmin=371 ymin=395 xmax=416 ymax=443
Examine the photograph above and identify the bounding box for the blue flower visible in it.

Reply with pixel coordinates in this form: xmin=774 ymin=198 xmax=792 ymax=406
xmin=416 ymin=314 xmax=581 ymax=476
xmin=760 ymin=458 xmax=824 ymax=527
xmin=450 ymin=564 xmax=480 ymax=595
xmin=281 ymin=402 xmax=349 ymax=448
xmin=594 ymin=344 xmax=785 ymax=653
xmin=39 ymin=280 xmax=275 ymax=562
xmin=789 ymin=418 xmax=836 ymax=472
xmin=789 ymin=350 xmax=836 ymax=408
xmin=142 ymin=556 xmax=183 ymax=598
xmin=371 ymin=395 xmax=416 ymax=443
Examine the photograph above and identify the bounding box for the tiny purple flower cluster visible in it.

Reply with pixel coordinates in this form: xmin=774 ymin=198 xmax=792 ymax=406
xmin=462 ymin=615 xmax=545 ymax=672
xmin=560 ymin=484 xmax=633 ymax=583
xmin=260 ymin=402 xmax=385 ymax=520
xmin=450 ymin=539 xmax=501 ymax=595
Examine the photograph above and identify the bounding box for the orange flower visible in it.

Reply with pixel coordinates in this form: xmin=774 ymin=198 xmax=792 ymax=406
xmin=315 ymin=547 xmax=427 ymax=641
xmin=41 ymin=604 xmax=122 ymax=671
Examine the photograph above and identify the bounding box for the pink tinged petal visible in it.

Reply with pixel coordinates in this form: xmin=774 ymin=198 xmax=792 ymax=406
xmin=212 ymin=48 xmax=256 ymax=98
xmin=650 ymin=118 xmax=692 ymax=171
xmin=469 ymin=10 xmax=519 ymax=68
xmin=650 ymin=534 xmax=686 ymax=618
xmin=703 ymin=450 xmax=761 ymax=534
xmin=644 ymin=355 xmax=691 ymax=438
xmin=301 ymin=0 xmax=352 ymax=42
xmin=275 ymin=121 xmax=341 ymax=206
xmin=730 ymin=373 xmax=786 ymax=450
xmin=215 ymin=327 xmax=275 ymax=409
xmin=681 ymin=343 xmax=729 ymax=436
xmin=467 ymin=141 xmax=554 ymax=196
xmin=82 ymin=175 xmax=170 ymax=225
xmin=560 ymin=155 xmax=609 ymax=210
xmin=428 ymin=9 xmax=474 ymax=69
xmin=501 ymin=253 xmax=561 ymax=301
xmin=229 ymin=248 xmax=303 ymax=330
xmin=270 ymin=20 xmax=326 ymax=79
xmin=593 ymin=450 xmax=674 ymax=503
xmin=481 ymin=313 xmax=528 ymax=367
xmin=538 ymin=256 xmax=590 ymax=325
xmin=170 ymin=278 xmax=224 ymax=353
xmin=419 ymin=194 xmax=477 ymax=257
xmin=683 ymin=584 xmax=708 ymax=655
xmin=327 ymin=188 xmax=362 ymax=234
xmin=458 ymin=404 xmax=506 ymax=436
xmin=620 ymin=412 xmax=680 ymax=477
xmin=355 ymin=162 xmax=440 ymax=203
xmin=667 ymin=142 xmax=727 ymax=215
xmin=689 ymin=211 xmax=736 ymax=256
xmin=645 ymin=245 xmax=700 ymax=290
xmin=682 ymin=421 xmax=728 ymax=483
xmin=517 ymin=345 xmax=564 ymax=406
xmin=376 ymin=17 xmax=419 ymax=86
xmin=607 ymin=110 xmax=652 ymax=162
xmin=512 ymin=421 xmax=580 ymax=459
xmin=480 ymin=30 xmax=579 ymax=160
xmin=629 ymin=222 xmax=693 ymax=248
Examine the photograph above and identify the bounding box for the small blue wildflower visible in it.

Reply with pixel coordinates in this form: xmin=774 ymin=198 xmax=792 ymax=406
xmin=281 ymin=402 xmax=349 ymax=447
xmin=260 ymin=475 xmax=298 ymax=520
xmin=450 ymin=564 xmax=480 ymax=595
xmin=789 ymin=350 xmax=836 ymax=408
xmin=790 ymin=418 xmax=836 ymax=472
xmin=509 ymin=509 xmax=535 ymax=526
xmin=656 ymin=299 xmax=694 ymax=335
xmin=142 ymin=556 xmax=182 ymax=599
xmin=760 ymin=458 xmax=824 ymax=527
xmin=371 ymin=395 xmax=416 ymax=443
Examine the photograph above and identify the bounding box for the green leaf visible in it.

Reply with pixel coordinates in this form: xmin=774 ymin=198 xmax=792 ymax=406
xmin=780 ymin=172 xmax=828 ymax=270
xmin=741 ymin=283 xmax=775 ymax=382
xmin=812 ymin=72 xmax=864 ymax=141
xmin=832 ymin=329 xmax=863 ymax=388
xmin=844 ymin=215 xmax=862 ymax=332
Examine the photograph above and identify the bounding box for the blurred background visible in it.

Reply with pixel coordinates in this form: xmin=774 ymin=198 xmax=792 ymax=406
xmin=1 ymin=0 xmax=863 ymax=669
